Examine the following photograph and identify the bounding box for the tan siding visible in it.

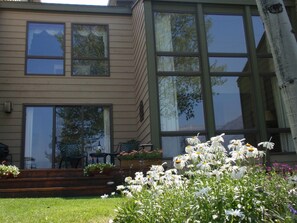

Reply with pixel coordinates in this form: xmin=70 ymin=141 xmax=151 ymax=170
xmin=132 ymin=0 xmax=151 ymax=145
xmin=0 ymin=9 xmax=138 ymax=167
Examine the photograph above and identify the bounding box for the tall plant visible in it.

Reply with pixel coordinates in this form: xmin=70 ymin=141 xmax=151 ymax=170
xmin=113 ymin=134 xmax=297 ymax=222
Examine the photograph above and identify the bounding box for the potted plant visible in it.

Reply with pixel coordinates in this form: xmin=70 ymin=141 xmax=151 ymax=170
xmin=117 ymin=149 xmax=162 ymax=169
xmin=0 ymin=162 xmax=20 ymax=178
xmin=84 ymin=163 xmax=114 ymax=176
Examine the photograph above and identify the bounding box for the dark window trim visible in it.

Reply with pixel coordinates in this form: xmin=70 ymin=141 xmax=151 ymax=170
xmin=25 ymin=21 xmax=66 ymax=76
xmin=71 ymin=23 xmax=110 ymax=77
xmin=161 ymin=131 xmax=207 ymax=137
xmin=21 ymin=103 xmax=113 ymax=169
xmin=157 ymin=71 xmax=202 ymax=76
xmin=209 ymin=72 xmax=251 ymax=76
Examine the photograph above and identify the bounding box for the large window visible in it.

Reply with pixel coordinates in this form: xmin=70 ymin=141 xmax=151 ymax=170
xmin=24 ymin=105 xmax=111 ymax=169
xmin=72 ymin=24 xmax=109 ymax=76
xmin=26 ymin=22 xmax=65 ymax=75
xmin=154 ymin=5 xmax=294 ymax=157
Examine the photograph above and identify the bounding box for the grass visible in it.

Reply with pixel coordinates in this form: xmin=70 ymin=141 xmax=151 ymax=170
xmin=0 ymin=197 xmax=124 ymax=223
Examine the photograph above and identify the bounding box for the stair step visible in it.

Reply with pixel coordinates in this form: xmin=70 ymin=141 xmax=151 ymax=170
xmin=19 ymin=169 xmax=85 ymax=178
xmin=0 ymin=186 xmax=115 ymax=198
xmin=0 ymin=176 xmax=114 ymax=189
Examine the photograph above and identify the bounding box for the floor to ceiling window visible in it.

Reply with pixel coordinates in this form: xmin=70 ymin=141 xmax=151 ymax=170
xmin=24 ymin=105 xmax=111 ymax=169
xmin=153 ymin=3 xmax=294 ymax=158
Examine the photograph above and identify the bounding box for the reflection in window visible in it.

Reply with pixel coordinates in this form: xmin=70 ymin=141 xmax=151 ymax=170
xmin=56 ymin=106 xmax=109 ymax=159
xmin=26 ymin=22 xmax=64 ymax=75
xmin=205 ymin=15 xmax=247 ymax=53
xmin=252 ymin=16 xmax=271 ymax=54
xmin=154 ymin=12 xmax=198 ymax=52
xmin=222 ymin=134 xmax=257 ymax=151
xmin=257 ymin=58 xmax=275 ymax=73
xmin=158 ymin=76 xmax=205 ymax=131
xmin=72 ymin=24 xmax=109 ymax=76
xmin=157 ymin=56 xmax=199 ymax=72
xmin=25 ymin=107 xmax=53 ymax=169
xmin=261 ymin=76 xmax=294 ymax=152
xmin=212 ymin=76 xmax=255 ymax=130
xmin=162 ymin=135 xmax=206 ymax=159
xmin=209 ymin=57 xmax=249 ymax=72
xmin=24 ymin=105 xmax=111 ymax=169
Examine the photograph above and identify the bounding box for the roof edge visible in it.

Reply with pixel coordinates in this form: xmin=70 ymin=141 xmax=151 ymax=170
xmin=0 ymin=1 xmax=132 ymax=15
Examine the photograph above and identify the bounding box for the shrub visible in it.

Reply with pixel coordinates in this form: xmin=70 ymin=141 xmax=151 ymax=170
xmin=83 ymin=163 xmax=114 ymax=176
xmin=117 ymin=149 xmax=162 ymax=160
xmin=112 ymin=134 xmax=297 ymax=222
xmin=0 ymin=163 xmax=20 ymax=178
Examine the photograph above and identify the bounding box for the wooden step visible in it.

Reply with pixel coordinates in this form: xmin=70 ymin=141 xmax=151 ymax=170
xmin=0 ymin=185 xmax=115 ymax=198
xmin=19 ymin=169 xmax=85 ymax=178
xmin=0 ymin=175 xmax=114 ymax=189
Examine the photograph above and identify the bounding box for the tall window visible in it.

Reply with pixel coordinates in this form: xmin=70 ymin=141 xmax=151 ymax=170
xmin=154 ymin=5 xmax=295 ymax=157
xmin=26 ymin=22 xmax=65 ymax=75
xmin=72 ymin=24 xmax=109 ymax=76
xmin=154 ymin=12 xmax=205 ymax=157
xmin=24 ymin=105 xmax=111 ymax=169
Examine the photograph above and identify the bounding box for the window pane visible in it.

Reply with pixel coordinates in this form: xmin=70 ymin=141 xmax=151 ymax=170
xmin=257 ymin=58 xmax=275 ymax=73
xmin=252 ymin=16 xmax=271 ymax=54
xmin=223 ymin=134 xmax=257 ymax=151
xmin=162 ymin=135 xmax=206 ymax=159
xmin=212 ymin=76 xmax=255 ymax=130
xmin=27 ymin=59 xmax=64 ymax=75
xmin=157 ymin=56 xmax=199 ymax=72
xmin=268 ymin=132 xmax=294 ymax=153
xmin=261 ymin=76 xmax=289 ymax=129
xmin=154 ymin=12 xmax=198 ymax=52
xmin=27 ymin=23 xmax=64 ymax=57
xmin=159 ymin=76 xmax=205 ymax=131
xmin=209 ymin=57 xmax=249 ymax=72
xmin=25 ymin=107 xmax=53 ymax=169
xmin=73 ymin=25 xmax=108 ymax=58
xmin=56 ymin=106 xmax=109 ymax=166
xmin=205 ymin=15 xmax=247 ymax=53
xmin=72 ymin=60 xmax=108 ymax=76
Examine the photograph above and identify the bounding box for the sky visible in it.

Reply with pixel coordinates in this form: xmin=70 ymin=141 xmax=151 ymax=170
xmin=41 ymin=0 xmax=109 ymax=6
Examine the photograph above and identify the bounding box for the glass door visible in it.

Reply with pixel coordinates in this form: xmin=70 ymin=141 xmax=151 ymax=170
xmin=24 ymin=107 xmax=54 ymax=169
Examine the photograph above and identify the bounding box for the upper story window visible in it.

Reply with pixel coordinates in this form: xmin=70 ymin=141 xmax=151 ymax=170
xmin=26 ymin=22 xmax=65 ymax=75
xmin=72 ymin=24 xmax=109 ymax=76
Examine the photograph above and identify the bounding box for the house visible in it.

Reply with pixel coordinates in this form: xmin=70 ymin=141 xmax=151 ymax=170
xmin=0 ymin=0 xmax=297 ymax=170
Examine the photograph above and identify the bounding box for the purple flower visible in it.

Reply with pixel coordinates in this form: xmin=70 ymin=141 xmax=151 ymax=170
xmin=289 ymin=205 xmax=297 ymax=215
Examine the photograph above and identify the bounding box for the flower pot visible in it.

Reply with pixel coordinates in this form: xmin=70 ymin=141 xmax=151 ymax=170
xmin=120 ymin=159 xmax=162 ymax=169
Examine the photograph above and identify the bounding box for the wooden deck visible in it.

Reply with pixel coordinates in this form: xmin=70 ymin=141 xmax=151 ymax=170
xmin=0 ymin=169 xmax=117 ymax=198
xmin=0 ymin=167 xmax=148 ymax=198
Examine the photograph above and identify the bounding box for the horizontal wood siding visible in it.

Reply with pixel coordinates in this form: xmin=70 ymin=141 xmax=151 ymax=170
xmin=0 ymin=10 xmax=138 ymax=167
xmin=132 ymin=0 xmax=151 ymax=145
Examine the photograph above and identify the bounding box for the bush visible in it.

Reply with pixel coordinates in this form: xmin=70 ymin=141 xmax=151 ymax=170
xmin=83 ymin=163 xmax=114 ymax=176
xmin=112 ymin=134 xmax=297 ymax=222
xmin=0 ymin=163 xmax=20 ymax=178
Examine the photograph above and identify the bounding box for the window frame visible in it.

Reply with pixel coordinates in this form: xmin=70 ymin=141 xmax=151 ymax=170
xmin=71 ymin=23 xmax=110 ymax=77
xmin=22 ymin=103 xmax=113 ymax=169
xmin=25 ymin=21 xmax=66 ymax=76
xmin=151 ymin=2 xmax=296 ymax=155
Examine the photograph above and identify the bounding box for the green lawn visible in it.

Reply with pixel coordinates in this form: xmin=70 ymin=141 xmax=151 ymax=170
xmin=0 ymin=197 xmax=124 ymax=223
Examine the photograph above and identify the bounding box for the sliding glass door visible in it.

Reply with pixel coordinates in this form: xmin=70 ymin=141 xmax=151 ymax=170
xmin=24 ymin=105 xmax=111 ymax=169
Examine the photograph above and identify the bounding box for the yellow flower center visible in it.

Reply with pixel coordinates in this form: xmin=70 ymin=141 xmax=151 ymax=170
xmin=175 ymin=159 xmax=181 ymax=164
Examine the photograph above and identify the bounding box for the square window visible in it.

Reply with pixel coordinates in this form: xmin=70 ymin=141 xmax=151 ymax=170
xmin=72 ymin=24 xmax=109 ymax=76
xmin=26 ymin=22 xmax=65 ymax=75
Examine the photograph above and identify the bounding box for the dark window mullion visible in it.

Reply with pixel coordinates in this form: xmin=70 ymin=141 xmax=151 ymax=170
xmin=208 ymin=53 xmax=248 ymax=57
xmin=210 ymin=72 xmax=250 ymax=76
xmin=156 ymin=52 xmax=199 ymax=57
xmin=28 ymin=56 xmax=64 ymax=60
xmin=157 ymin=71 xmax=201 ymax=76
